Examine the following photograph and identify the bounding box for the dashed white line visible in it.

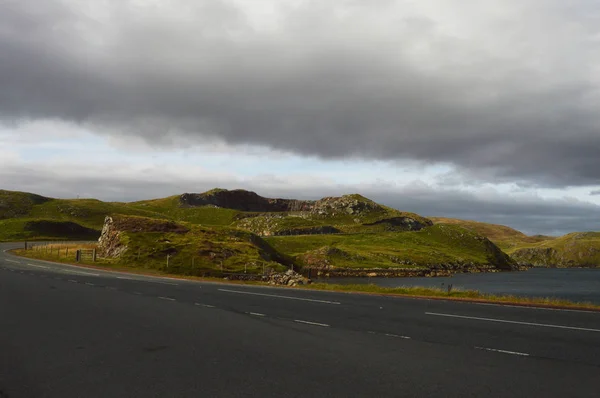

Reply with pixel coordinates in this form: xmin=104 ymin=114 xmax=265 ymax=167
xmin=195 ymin=303 xmax=215 ymax=308
xmin=68 ymin=279 xmax=78 ymax=283
xmin=425 ymin=312 xmax=600 ymax=333
xmin=294 ymin=319 xmax=330 ymax=327
xmin=247 ymin=312 xmax=266 ymax=317
xmin=5 ymin=259 xmax=20 ymax=264
xmin=476 ymin=347 xmax=530 ymax=357
xmin=158 ymin=296 xmax=176 ymax=301
xmin=218 ymin=288 xmax=341 ymax=305
xmin=85 ymin=282 xmax=95 ymax=286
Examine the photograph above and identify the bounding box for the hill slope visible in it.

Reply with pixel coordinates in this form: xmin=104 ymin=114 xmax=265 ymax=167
xmin=429 ymin=217 xmax=552 ymax=250
xmin=510 ymin=232 xmax=600 ymax=268
xmin=0 ymin=188 xmax=521 ymax=274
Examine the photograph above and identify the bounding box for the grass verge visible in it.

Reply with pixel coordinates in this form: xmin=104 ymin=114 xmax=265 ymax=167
xmin=11 ymin=247 xmax=600 ymax=311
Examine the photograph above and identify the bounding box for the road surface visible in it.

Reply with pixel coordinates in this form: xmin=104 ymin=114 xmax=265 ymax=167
xmin=1 ymin=242 xmax=599 ymax=397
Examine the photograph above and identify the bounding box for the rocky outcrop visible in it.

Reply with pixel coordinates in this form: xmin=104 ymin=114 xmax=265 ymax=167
xmin=98 ymin=215 xmax=190 ymax=258
xmin=265 ymin=269 xmax=311 ymax=286
xmin=363 ymin=216 xmax=433 ymax=231
xmin=179 ymin=189 xmax=385 ymax=217
xmin=272 ymin=226 xmax=341 ymax=236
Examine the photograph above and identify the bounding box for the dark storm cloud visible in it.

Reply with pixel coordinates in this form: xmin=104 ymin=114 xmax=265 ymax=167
xmin=2 ymin=0 xmax=600 ymax=187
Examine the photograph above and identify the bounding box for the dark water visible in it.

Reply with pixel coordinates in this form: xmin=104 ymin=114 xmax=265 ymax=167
xmin=318 ymin=268 xmax=600 ymax=304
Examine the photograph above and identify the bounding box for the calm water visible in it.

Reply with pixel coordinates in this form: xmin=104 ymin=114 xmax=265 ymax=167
xmin=318 ymin=268 xmax=600 ymax=304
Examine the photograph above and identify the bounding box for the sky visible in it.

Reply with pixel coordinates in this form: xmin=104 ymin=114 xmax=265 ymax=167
xmin=1 ymin=0 xmax=600 ymax=236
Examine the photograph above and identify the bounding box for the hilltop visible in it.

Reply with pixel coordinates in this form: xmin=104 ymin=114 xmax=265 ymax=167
xmin=0 ymin=188 xmax=520 ymax=276
xmin=429 ymin=217 xmax=553 ymax=250
xmin=509 ymin=232 xmax=600 ymax=268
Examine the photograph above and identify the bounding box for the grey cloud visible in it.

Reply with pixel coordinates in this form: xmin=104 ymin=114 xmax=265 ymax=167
xmin=2 ymin=0 xmax=600 ymax=187
xmin=591 ymin=190 xmax=600 ymax=196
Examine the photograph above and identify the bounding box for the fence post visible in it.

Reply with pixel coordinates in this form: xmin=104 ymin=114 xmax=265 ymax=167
xmin=76 ymin=250 xmax=81 ymax=263
xmin=24 ymin=241 xmax=28 ymax=250
xmin=93 ymin=249 xmax=97 ymax=262
xmin=167 ymin=254 xmax=170 ymax=268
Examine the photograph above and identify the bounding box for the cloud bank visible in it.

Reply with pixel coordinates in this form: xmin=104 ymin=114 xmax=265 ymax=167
xmin=2 ymin=0 xmax=600 ymax=188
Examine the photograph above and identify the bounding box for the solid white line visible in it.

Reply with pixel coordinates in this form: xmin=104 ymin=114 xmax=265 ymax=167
xmin=117 ymin=276 xmax=178 ymax=286
xmin=27 ymin=263 xmax=49 ymax=269
xmin=218 ymin=288 xmax=341 ymax=305
xmin=195 ymin=303 xmax=215 ymax=308
xmin=247 ymin=312 xmax=266 ymax=317
xmin=476 ymin=347 xmax=530 ymax=357
xmin=65 ymin=270 xmax=100 ymax=277
xmin=5 ymin=259 xmax=20 ymax=264
xmin=158 ymin=296 xmax=176 ymax=301
xmin=384 ymin=333 xmax=411 ymax=339
xmin=473 ymin=302 xmax=598 ymax=314
xmin=425 ymin=312 xmax=600 ymax=333
xmin=294 ymin=319 xmax=330 ymax=327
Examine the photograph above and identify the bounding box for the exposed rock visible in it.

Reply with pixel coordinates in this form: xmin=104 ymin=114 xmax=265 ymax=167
xmin=363 ymin=216 xmax=433 ymax=231
xmin=98 ymin=215 xmax=190 ymax=258
xmin=265 ymin=269 xmax=311 ymax=286
xmin=179 ymin=189 xmax=384 ymax=217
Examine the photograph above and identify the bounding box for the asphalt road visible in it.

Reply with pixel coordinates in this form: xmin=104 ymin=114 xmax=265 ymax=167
xmin=1 ymin=242 xmax=599 ymax=397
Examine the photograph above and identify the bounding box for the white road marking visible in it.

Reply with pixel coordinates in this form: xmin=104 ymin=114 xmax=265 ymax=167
xmin=294 ymin=320 xmax=330 ymax=327
xmin=218 ymin=288 xmax=341 ymax=305
xmin=28 ymin=263 xmax=49 ymax=269
xmin=476 ymin=347 xmax=530 ymax=357
xmin=68 ymin=279 xmax=78 ymax=283
xmin=158 ymin=296 xmax=176 ymax=301
xmin=85 ymin=282 xmax=95 ymax=286
xmin=117 ymin=276 xmax=179 ymax=286
xmin=195 ymin=303 xmax=215 ymax=308
xmin=5 ymin=259 xmax=20 ymax=264
xmin=384 ymin=333 xmax=411 ymax=339
xmin=247 ymin=312 xmax=266 ymax=317
xmin=425 ymin=312 xmax=600 ymax=333
xmin=65 ymin=270 xmax=100 ymax=277
xmin=473 ymin=302 xmax=598 ymax=314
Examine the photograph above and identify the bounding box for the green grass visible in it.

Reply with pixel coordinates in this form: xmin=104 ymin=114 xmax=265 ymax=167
xmin=266 ymin=224 xmax=514 ymax=269
xmin=11 ymin=246 xmax=600 ymax=310
xmin=305 ymin=283 xmax=599 ymax=310
xmin=0 ymin=218 xmax=100 ymax=241
xmin=508 ymin=231 xmax=600 ymax=267
xmin=429 ymin=217 xmax=553 ymax=250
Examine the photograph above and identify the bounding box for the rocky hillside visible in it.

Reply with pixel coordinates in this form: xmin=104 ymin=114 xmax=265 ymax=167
xmin=510 ymin=232 xmax=600 ymax=268
xmin=98 ymin=215 xmax=290 ymax=275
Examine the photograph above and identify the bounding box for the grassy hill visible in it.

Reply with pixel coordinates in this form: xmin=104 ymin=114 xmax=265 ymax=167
xmin=509 ymin=232 xmax=600 ymax=268
xmin=429 ymin=217 xmax=553 ymax=250
xmin=0 ymin=189 xmax=167 ymax=241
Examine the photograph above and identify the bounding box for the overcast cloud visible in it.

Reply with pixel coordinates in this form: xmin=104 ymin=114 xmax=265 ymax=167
xmin=1 ymin=0 xmax=600 ymax=234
